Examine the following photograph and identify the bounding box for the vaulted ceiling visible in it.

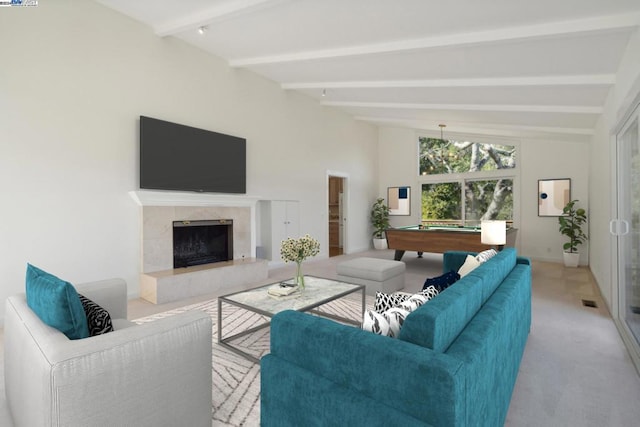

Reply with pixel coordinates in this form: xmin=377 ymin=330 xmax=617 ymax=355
xmin=97 ymin=0 xmax=640 ymax=143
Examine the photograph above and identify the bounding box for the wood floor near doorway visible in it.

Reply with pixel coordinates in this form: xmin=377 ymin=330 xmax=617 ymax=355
xmin=328 ymin=175 xmax=344 ymax=258
xmin=329 ymin=246 xmax=343 ymax=257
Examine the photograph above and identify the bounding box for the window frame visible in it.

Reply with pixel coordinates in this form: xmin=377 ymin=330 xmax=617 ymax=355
xmin=416 ymin=132 xmax=521 ymax=227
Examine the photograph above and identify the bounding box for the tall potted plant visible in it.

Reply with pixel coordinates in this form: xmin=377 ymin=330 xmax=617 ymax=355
xmin=558 ymin=199 xmax=588 ymax=267
xmin=370 ymin=198 xmax=390 ymax=250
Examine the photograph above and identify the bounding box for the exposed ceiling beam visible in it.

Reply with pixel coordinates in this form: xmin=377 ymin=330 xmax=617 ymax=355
xmin=354 ymin=117 xmax=594 ymax=140
xmin=457 ymin=123 xmax=595 ymax=136
xmin=230 ymin=12 xmax=640 ymax=67
xmin=355 ymin=117 xmax=594 ymax=134
xmin=282 ymin=74 xmax=616 ymax=90
xmin=154 ymin=0 xmax=288 ymax=37
xmin=323 ymin=101 xmax=603 ymax=114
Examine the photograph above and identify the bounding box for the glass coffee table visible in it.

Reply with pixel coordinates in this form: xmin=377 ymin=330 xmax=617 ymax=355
xmin=218 ymin=275 xmax=366 ymax=363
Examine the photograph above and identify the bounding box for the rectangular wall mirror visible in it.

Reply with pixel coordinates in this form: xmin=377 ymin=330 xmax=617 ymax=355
xmin=538 ymin=178 xmax=571 ymax=216
xmin=388 ymin=186 xmax=411 ymax=216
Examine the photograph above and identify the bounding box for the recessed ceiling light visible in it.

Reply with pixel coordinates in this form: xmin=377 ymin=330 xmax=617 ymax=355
xmin=198 ymin=26 xmax=208 ymax=35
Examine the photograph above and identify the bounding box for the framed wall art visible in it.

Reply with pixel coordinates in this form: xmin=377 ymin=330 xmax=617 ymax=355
xmin=538 ymin=178 xmax=571 ymax=216
xmin=388 ymin=186 xmax=411 ymax=216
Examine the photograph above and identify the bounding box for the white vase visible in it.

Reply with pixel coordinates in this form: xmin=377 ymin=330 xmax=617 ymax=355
xmin=373 ymin=238 xmax=387 ymax=250
xmin=563 ymin=251 xmax=580 ymax=267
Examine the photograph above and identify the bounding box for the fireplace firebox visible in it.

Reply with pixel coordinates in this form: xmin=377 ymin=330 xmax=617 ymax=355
xmin=173 ymin=219 xmax=233 ymax=268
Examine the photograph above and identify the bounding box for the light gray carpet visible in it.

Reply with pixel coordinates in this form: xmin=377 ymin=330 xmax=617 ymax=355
xmin=134 ymin=293 xmax=372 ymax=427
xmin=505 ymin=264 xmax=640 ymax=426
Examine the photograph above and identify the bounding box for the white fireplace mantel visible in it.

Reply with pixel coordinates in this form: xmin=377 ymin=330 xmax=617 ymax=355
xmin=130 ymin=190 xmax=271 ymax=303
xmin=128 ymin=190 xmax=262 ymax=207
xmin=129 ymin=190 xmax=263 ymax=261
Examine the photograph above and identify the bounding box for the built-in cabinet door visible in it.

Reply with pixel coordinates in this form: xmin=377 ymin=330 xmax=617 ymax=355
xmin=262 ymin=200 xmax=300 ymax=262
xmin=613 ymin=103 xmax=640 ymax=370
xmin=283 ymin=201 xmax=300 ymax=239
xmin=271 ymin=201 xmax=300 ymax=241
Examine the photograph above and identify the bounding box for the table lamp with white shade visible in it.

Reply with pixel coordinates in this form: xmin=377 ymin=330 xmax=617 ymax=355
xmin=481 ymin=220 xmax=506 ymax=250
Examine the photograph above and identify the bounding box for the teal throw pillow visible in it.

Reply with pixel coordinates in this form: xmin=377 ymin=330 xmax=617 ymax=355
xmin=25 ymin=264 xmax=89 ymax=340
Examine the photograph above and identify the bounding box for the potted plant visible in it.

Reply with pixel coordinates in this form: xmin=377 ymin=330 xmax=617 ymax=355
xmin=370 ymin=197 xmax=390 ymax=249
xmin=558 ymin=199 xmax=588 ymax=267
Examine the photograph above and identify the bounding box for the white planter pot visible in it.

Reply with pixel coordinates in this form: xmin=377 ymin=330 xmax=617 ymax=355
xmin=373 ymin=238 xmax=388 ymax=250
xmin=563 ymin=251 xmax=580 ymax=268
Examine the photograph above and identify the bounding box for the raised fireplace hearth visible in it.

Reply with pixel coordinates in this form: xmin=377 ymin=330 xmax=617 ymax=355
xmin=173 ymin=219 xmax=233 ymax=268
xmin=131 ymin=191 xmax=269 ymax=304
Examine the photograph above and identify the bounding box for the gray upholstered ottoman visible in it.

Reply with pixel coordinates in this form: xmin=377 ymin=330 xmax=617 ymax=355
xmin=336 ymin=257 xmax=405 ymax=295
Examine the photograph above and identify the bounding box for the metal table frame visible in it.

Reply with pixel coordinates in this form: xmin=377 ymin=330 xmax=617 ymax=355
xmin=217 ymin=276 xmax=366 ymax=363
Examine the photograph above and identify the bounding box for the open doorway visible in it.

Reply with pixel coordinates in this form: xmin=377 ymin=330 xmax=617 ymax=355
xmin=328 ymin=175 xmax=346 ymax=257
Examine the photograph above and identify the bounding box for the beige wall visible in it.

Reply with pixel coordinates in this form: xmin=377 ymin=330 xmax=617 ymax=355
xmin=0 ymin=1 xmax=377 ymax=321
xmin=519 ymin=139 xmax=589 ymax=263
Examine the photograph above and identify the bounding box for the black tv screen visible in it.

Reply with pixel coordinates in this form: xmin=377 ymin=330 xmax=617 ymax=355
xmin=140 ymin=116 xmax=246 ymax=194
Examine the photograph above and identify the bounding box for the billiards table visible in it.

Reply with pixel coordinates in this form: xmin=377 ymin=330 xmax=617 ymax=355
xmin=385 ymin=225 xmax=518 ymax=261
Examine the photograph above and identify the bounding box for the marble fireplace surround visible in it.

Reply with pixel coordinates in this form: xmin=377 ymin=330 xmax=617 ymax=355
xmin=129 ymin=190 xmax=268 ymax=303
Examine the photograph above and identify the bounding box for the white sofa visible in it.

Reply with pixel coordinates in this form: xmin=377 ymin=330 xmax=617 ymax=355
xmin=4 ymin=278 xmax=212 ymax=427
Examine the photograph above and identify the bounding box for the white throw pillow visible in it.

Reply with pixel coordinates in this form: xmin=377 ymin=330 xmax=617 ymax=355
xmin=458 ymin=254 xmax=481 ymax=277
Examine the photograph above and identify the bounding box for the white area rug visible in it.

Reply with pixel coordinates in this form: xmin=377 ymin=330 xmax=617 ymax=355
xmin=134 ymin=295 xmax=370 ymax=427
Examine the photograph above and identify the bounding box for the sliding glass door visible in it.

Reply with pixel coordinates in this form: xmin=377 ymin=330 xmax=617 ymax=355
xmin=613 ymin=104 xmax=640 ymax=368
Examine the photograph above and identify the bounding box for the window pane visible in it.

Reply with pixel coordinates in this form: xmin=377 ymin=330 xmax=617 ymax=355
xmin=422 ymin=180 xmax=514 ymax=226
xmin=421 ymin=183 xmax=462 ymax=225
xmin=465 ymin=179 xmax=514 ymax=226
xmin=419 ymin=137 xmax=516 ymax=176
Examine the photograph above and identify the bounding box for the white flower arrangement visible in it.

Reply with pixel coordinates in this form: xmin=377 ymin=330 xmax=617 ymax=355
xmin=280 ymin=234 xmax=320 ymax=264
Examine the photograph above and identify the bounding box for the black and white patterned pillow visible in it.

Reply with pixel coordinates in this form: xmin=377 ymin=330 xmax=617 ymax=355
xmin=362 ymin=309 xmax=392 ymax=336
xmin=383 ymin=307 xmax=410 ymax=338
xmin=365 ymin=288 xmax=439 ymax=337
xmin=396 ymin=287 xmax=439 ymax=312
xmin=78 ymin=294 xmax=114 ymax=336
xmin=399 ymin=294 xmax=426 ymax=312
xmin=374 ymin=291 xmax=410 ymax=313
xmin=476 ymin=249 xmax=498 ymax=263
xmin=419 ymin=285 xmax=439 ymax=300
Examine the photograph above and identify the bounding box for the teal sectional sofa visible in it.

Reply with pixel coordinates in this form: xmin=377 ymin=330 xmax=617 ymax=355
xmin=261 ymin=248 xmax=531 ymax=426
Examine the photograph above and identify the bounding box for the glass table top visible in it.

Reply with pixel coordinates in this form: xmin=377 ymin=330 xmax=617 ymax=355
xmin=219 ymin=275 xmax=364 ymax=316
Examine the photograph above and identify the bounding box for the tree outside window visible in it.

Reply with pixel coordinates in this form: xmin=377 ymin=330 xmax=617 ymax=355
xmin=465 ymin=179 xmax=514 ymax=224
xmin=419 ymin=137 xmax=516 ymax=225
xmin=422 ymin=182 xmax=462 ymax=225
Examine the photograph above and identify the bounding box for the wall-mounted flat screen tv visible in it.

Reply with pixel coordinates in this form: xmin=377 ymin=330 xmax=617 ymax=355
xmin=140 ymin=116 xmax=246 ymax=194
